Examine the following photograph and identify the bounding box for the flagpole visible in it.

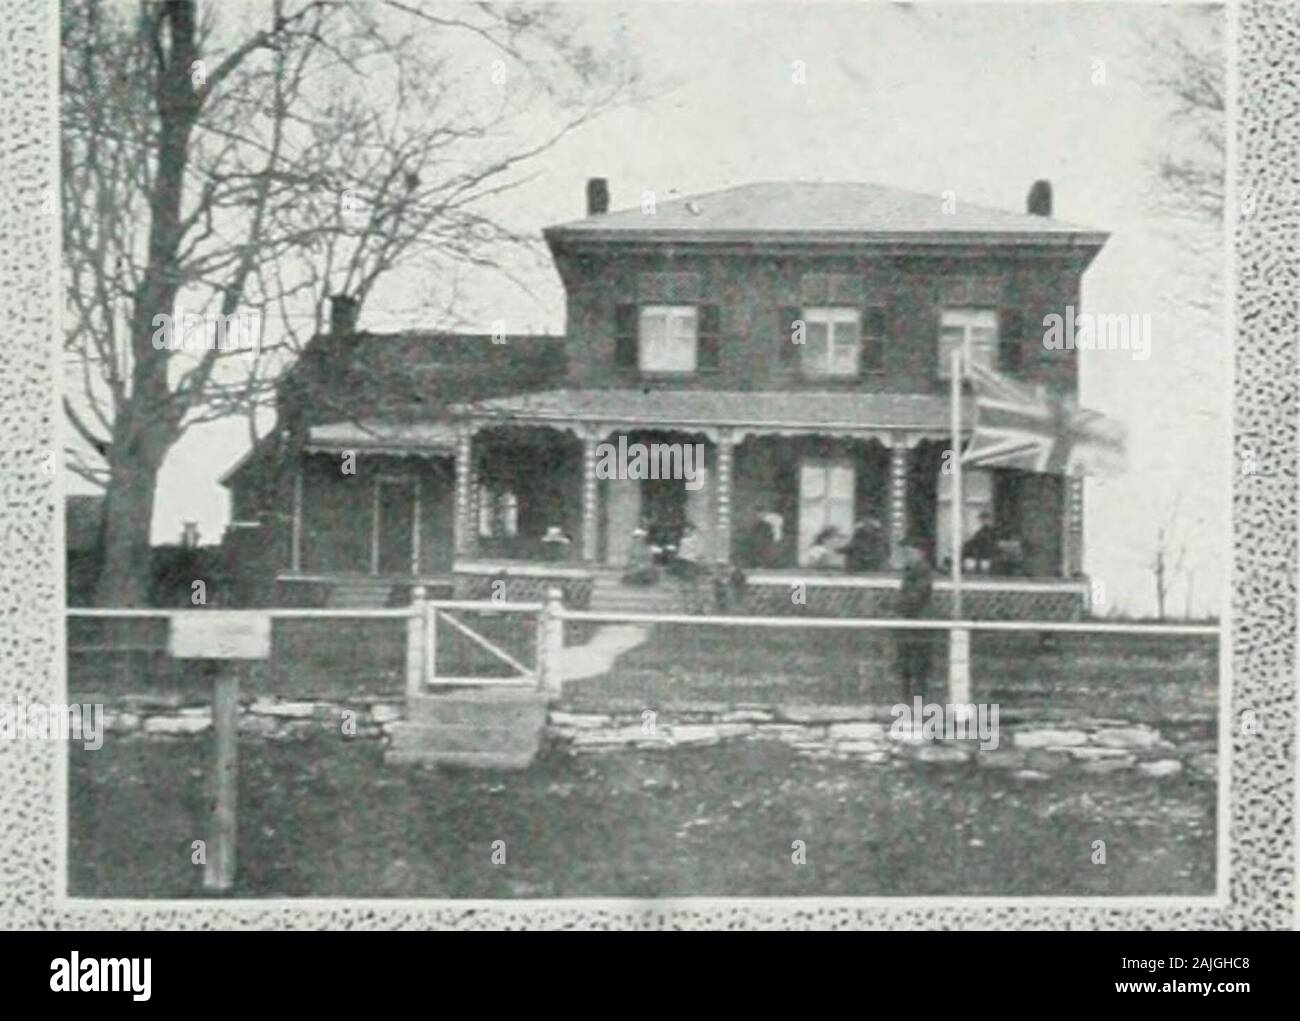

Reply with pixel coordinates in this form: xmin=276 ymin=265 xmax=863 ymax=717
xmin=950 ymin=346 xmax=963 ymax=618
xmin=948 ymin=346 xmax=971 ymax=711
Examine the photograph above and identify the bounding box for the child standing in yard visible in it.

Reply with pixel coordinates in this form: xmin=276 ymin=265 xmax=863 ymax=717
xmin=895 ymin=539 xmax=934 ymax=700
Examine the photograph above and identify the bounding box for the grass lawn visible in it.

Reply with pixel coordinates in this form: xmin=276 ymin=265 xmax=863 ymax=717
xmin=564 ymin=624 xmax=1218 ymax=722
xmin=69 ymin=730 xmax=1215 ymax=899
xmin=68 ymin=618 xmax=1220 ymax=722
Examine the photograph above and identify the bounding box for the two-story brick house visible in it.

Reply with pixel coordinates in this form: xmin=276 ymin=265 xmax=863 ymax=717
xmin=222 ymin=177 xmax=1106 ymax=617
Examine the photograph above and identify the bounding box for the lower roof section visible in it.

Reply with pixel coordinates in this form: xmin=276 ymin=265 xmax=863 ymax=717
xmin=303 ymin=418 xmax=458 ymax=455
xmin=453 ymin=387 xmax=971 ymax=442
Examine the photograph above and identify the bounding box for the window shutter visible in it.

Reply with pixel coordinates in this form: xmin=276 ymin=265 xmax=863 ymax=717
xmin=999 ymin=309 xmax=1024 ymax=372
xmin=614 ymin=304 xmax=638 ymax=368
xmin=861 ymin=305 xmax=886 ymax=373
xmin=778 ymin=306 xmax=801 ymax=365
xmin=698 ymin=304 xmax=721 ymax=370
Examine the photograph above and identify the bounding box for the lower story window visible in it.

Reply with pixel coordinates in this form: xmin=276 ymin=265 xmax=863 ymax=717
xmin=935 ymin=467 xmax=992 ymax=566
xmin=477 ymin=485 xmax=518 ymax=539
xmin=797 ymin=459 xmax=855 ymax=566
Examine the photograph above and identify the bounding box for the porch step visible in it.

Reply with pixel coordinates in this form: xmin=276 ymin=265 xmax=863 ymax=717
xmin=385 ymin=688 xmax=549 ymax=769
xmin=406 ymin=689 xmax=548 ymax=728
xmin=327 ymin=579 xmax=393 ymax=608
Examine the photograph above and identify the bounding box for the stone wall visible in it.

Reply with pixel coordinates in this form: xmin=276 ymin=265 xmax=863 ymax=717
xmin=548 ymin=704 xmax=1216 ymax=781
xmin=90 ymin=692 xmax=1215 ymax=785
xmin=89 ymin=693 xmax=404 ymax=743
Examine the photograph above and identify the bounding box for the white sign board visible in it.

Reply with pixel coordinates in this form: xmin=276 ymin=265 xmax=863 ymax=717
xmin=170 ymin=612 xmax=272 ymax=660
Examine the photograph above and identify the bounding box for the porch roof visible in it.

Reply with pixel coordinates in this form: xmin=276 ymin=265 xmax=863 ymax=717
xmin=453 ymin=388 xmax=971 ymax=440
xmin=304 ymin=418 xmax=458 ymax=455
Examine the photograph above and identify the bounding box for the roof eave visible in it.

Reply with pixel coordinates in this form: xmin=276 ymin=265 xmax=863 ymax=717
xmin=545 ymin=226 xmax=1109 ymax=252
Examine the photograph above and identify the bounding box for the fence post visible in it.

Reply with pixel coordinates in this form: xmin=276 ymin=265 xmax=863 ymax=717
xmin=203 ymin=664 xmax=240 ymax=892
xmin=538 ymin=586 xmax=565 ymax=697
xmin=406 ymin=585 xmax=427 ymax=699
xmin=948 ymin=625 xmax=972 ymax=709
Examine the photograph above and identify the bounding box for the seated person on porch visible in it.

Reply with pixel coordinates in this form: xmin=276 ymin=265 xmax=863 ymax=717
xmin=994 ymin=533 xmax=1028 ymax=576
xmin=962 ymin=511 xmax=998 ymax=571
xmin=621 ymin=527 xmax=660 ymax=586
xmin=540 ymin=525 xmax=572 ymax=562
xmin=805 ymin=525 xmax=847 ymax=569
xmin=737 ymin=508 xmax=780 ymax=568
xmin=842 ymin=514 xmax=886 ymax=573
xmin=669 ymin=522 xmax=704 ymax=579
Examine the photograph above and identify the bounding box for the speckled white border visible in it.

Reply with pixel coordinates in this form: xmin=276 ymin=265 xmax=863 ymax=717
xmin=3 ymin=0 xmax=1291 ymax=930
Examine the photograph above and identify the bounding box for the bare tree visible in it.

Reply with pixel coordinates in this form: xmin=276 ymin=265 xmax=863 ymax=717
xmin=1151 ymin=495 xmax=1188 ymax=622
xmin=1143 ymin=5 xmax=1224 ymax=313
xmin=62 ymin=0 xmax=644 ymax=604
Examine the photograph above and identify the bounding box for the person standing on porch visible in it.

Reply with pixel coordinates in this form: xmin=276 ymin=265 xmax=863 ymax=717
xmin=895 ymin=538 xmax=934 ymax=700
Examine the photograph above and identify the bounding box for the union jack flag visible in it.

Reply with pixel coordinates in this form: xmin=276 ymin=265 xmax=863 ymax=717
xmin=961 ymin=361 xmax=1126 ymax=477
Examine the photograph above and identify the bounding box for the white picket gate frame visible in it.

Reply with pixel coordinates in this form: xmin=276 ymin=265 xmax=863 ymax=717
xmin=407 ymin=589 xmax=545 ymax=693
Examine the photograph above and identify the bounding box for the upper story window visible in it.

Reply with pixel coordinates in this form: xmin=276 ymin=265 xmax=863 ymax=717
xmin=615 ymin=303 xmax=721 ymax=374
xmin=938 ymin=308 xmax=998 ymax=377
xmin=779 ymin=303 xmax=886 ymax=376
xmin=801 ymin=307 xmax=860 ymax=377
xmin=639 ymin=305 xmax=697 ymax=373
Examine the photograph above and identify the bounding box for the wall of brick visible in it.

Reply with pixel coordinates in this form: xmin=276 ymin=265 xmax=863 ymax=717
xmin=552 ymin=247 xmax=1087 ymax=396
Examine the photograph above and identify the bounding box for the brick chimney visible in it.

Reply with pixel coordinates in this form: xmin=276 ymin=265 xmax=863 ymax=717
xmin=586 ymin=177 xmax=609 ymax=216
xmin=1027 ymin=180 xmax=1052 ymax=217
xmin=329 ymin=293 xmax=359 ymax=335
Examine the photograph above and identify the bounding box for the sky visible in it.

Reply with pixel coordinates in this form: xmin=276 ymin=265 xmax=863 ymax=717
xmin=107 ymin=0 xmax=1228 ymax=617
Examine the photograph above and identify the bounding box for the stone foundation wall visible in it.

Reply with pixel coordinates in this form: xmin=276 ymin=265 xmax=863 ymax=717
xmin=86 ymin=693 xmax=404 ymax=743
xmin=549 ymin=704 xmax=1216 ymax=781
xmin=88 ymin=693 xmax=1215 ymax=784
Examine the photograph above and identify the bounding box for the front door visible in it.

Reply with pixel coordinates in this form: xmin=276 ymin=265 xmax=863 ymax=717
xmin=641 ymin=475 xmax=688 ymax=550
xmin=374 ymin=478 xmax=417 ymax=575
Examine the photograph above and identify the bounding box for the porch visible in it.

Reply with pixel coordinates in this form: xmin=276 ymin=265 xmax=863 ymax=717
xmin=273 ymin=390 xmax=1087 ymax=618
xmin=449 ymin=388 xmax=1085 ymax=578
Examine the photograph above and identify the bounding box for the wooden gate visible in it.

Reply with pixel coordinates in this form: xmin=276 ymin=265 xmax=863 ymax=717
xmin=407 ymin=589 xmax=554 ymax=691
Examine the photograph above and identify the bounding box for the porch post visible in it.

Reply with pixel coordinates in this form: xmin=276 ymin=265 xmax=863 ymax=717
xmin=453 ymin=425 xmax=475 ymax=558
xmin=888 ymin=440 xmax=909 ymax=568
xmin=580 ymin=429 xmax=600 ymax=562
xmin=1063 ymin=475 xmax=1084 ymax=577
xmin=714 ymin=429 xmax=734 ymax=565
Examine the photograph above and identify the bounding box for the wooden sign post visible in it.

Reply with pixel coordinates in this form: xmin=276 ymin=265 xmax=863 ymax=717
xmin=169 ymin=612 xmax=271 ymax=893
